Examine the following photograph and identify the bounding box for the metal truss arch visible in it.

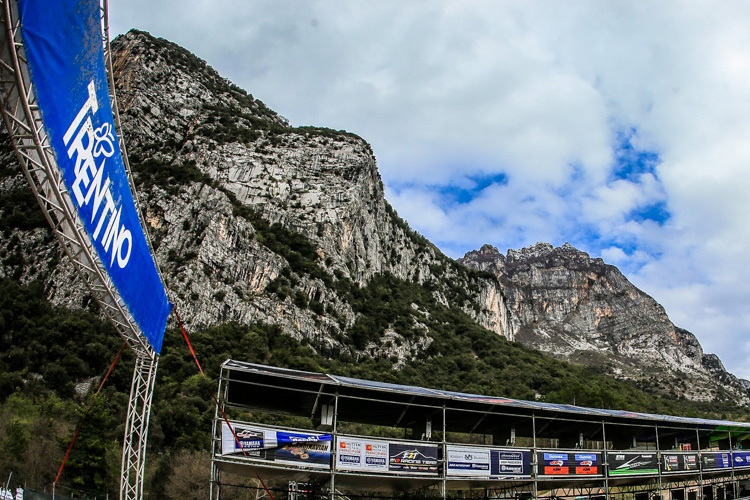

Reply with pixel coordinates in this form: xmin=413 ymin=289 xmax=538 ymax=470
xmin=0 ymin=2 xmax=162 ymax=499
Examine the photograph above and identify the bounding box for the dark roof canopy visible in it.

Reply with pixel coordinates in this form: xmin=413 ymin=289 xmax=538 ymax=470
xmin=221 ymin=360 xmax=750 ymax=437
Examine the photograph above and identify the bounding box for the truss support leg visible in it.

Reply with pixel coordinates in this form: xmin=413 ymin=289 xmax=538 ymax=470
xmin=120 ymin=353 xmax=159 ymax=500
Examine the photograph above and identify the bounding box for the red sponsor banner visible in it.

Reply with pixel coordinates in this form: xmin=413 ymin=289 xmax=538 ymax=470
xmin=576 ymin=466 xmax=598 ymax=475
xmin=544 ymin=466 xmax=570 ymax=475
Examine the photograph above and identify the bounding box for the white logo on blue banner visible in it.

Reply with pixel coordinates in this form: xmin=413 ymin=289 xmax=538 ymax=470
xmin=17 ymin=0 xmax=171 ymax=352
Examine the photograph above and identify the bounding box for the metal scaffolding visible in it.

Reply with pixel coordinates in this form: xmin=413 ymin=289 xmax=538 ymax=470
xmin=0 ymin=2 xmax=160 ymax=499
xmin=211 ymin=361 xmax=750 ymax=500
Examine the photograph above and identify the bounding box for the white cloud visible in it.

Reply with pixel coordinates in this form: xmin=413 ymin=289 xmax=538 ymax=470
xmin=109 ymin=1 xmax=750 ymax=380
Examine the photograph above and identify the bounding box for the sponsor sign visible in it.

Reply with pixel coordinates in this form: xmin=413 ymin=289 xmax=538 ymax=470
xmin=491 ymin=449 xmax=532 ymax=477
xmin=221 ymin=423 xmax=331 ymax=468
xmin=608 ymin=452 xmax=659 ymax=476
xmin=18 ymin=0 xmax=171 ymax=352
xmin=446 ymin=446 xmax=532 ymax=478
xmin=336 ymin=437 xmax=389 ymax=472
xmin=389 ymin=443 xmax=440 ymax=474
xmin=701 ymin=452 xmax=732 ymax=471
xmin=537 ymin=451 xmax=602 ymax=476
xmin=733 ymin=451 xmax=750 ymax=469
xmin=662 ymin=453 xmax=699 ymax=473
xmin=446 ymin=446 xmax=491 ymax=477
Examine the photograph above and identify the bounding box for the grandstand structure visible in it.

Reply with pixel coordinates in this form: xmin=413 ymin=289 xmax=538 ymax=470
xmin=212 ymin=361 xmax=750 ymax=500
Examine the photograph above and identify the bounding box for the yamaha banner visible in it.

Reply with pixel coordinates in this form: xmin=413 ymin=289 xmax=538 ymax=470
xmin=18 ymin=0 xmax=171 ymax=352
xmin=336 ymin=437 xmax=389 ymax=472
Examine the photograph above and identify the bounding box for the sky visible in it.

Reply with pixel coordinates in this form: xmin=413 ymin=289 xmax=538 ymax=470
xmin=109 ymin=1 xmax=750 ymax=381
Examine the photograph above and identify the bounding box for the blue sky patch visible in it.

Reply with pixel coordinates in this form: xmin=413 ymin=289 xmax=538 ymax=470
xmin=438 ymin=171 xmax=508 ymax=205
xmin=612 ymin=128 xmax=661 ymax=182
xmin=628 ymin=200 xmax=670 ymax=225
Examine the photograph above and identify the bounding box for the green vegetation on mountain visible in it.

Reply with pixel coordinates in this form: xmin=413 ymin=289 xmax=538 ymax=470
xmin=0 ymin=275 xmax=741 ymax=497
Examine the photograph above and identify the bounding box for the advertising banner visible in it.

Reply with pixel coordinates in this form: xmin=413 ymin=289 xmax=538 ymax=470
xmin=491 ymin=449 xmax=532 ymax=477
xmin=446 ymin=446 xmax=531 ymax=478
xmin=608 ymin=452 xmax=659 ymax=476
xmin=336 ymin=437 xmax=389 ymax=472
xmin=446 ymin=445 xmax=491 ymax=476
xmin=389 ymin=443 xmax=440 ymax=474
xmin=221 ymin=423 xmax=331 ymax=468
xmin=701 ymin=452 xmax=732 ymax=471
xmin=537 ymin=451 xmax=602 ymax=476
xmin=733 ymin=451 xmax=750 ymax=469
xmin=18 ymin=0 xmax=171 ymax=352
xmin=662 ymin=453 xmax=699 ymax=473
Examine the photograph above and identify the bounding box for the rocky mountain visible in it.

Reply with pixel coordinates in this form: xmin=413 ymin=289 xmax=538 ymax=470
xmin=459 ymin=243 xmax=746 ymax=404
xmin=0 ymin=29 xmax=746 ymax=407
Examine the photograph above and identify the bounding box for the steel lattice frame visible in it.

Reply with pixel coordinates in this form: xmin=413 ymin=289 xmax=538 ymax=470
xmin=0 ymin=1 xmax=161 ymax=499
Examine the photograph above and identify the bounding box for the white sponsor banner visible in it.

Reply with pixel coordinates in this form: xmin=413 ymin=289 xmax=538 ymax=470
xmin=446 ymin=445 xmax=491 ymax=477
xmin=336 ymin=436 xmax=389 ymax=472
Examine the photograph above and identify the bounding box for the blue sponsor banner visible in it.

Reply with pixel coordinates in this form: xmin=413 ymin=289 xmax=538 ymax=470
xmin=277 ymin=431 xmax=332 ymax=446
xmin=733 ymin=451 xmax=750 ymax=469
xmin=18 ymin=0 xmax=171 ymax=352
xmin=538 ymin=451 xmax=602 ymax=476
xmin=491 ymin=449 xmax=531 ymax=477
xmin=222 ymin=424 xmax=332 ymax=468
xmin=701 ymin=452 xmax=732 ymax=471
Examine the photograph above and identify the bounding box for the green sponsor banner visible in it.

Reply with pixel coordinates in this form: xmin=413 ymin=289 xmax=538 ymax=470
xmin=608 ymin=452 xmax=659 ymax=476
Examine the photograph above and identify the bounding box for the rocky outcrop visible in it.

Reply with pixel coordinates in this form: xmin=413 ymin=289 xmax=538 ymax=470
xmin=0 ymin=30 xmax=744 ymax=406
xmin=0 ymin=30 xmax=511 ymax=369
xmin=459 ymin=243 xmax=749 ymax=404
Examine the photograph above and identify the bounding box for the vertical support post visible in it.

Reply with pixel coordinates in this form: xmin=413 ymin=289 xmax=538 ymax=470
xmin=442 ymin=403 xmax=447 ymax=500
xmin=533 ymin=413 xmax=538 ymax=500
xmin=696 ymin=429 xmax=703 ymax=500
xmin=330 ymin=390 xmax=339 ymax=500
xmin=603 ymin=420 xmax=610 ymax=500
xmin=210 ymin=365 xmax=226 ymax=500
xmin=656 ymin=425 xmax=663 ymax=500
xmin=120 ymin=353 xmax=159 ymax=500
xmin=729 ymin=432 xmax=736 ymax=499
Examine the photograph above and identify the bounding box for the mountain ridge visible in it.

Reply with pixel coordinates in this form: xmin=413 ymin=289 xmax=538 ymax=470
xmin=0 ymin=29 xmax=745 ymax=408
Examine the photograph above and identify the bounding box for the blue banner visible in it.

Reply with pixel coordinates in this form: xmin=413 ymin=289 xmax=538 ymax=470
xmin=701 ymin=451 xmax=732 ymax=470
xmin=18 ymin=0 xmax=171 ymax=352
xmin=491 ymin=449 xmax=531 ymax=477
xmin=222 ymin=424 xmax=332 ymax=468
xmin=733 ymin=451 xmax=750 ymax=469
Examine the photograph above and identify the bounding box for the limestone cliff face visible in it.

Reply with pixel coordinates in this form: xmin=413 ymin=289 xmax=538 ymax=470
xmin=0 ymin=30 xmax=511 ymax=366
xmin=459 ymin=243 xmax=749 ymax=404
xmin=0 ymin=30 xmax=744 ymax=406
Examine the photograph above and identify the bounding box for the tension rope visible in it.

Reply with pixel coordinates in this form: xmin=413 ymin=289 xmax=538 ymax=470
xmin=173 ymin=307 xmax=276 ymax=500
xmin=54 ymin=342 xmax=127 ymax=486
